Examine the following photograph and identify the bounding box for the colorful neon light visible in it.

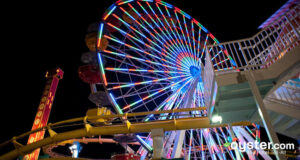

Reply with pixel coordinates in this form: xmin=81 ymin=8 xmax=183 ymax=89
xmin=137 ymin=135 xmax=153 ymax=151
xmin=97 ymin=1 xmax=258 ymax=158
xmin=103 ymin=5 xmax=117 ymax=20
xmin=156 ymin=0 xmax=173 ymax=8
xmin=117 ymin=0 xmax=134 ymax=5
xmin=97 ymin=23 xmax=104 ymax=48
xmin=109 ymin=93 xmax=123 ymax=114
xmin=97 ymin=53 xmax=107 ymax=86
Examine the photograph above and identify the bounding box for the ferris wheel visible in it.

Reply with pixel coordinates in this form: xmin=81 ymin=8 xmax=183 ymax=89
xmin=97 ymin=0 xmax=268 ymax=159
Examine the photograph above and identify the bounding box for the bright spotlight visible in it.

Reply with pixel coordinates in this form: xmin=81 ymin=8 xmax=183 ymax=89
xmin=212 ymin=115 xmax=222 ymax=123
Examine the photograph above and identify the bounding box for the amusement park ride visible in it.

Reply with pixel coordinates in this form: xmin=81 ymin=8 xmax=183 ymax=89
xmin=1 ymin=0 xmax=300 ymax=160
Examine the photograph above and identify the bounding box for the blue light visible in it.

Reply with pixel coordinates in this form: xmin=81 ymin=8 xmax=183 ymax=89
xmin=69 ymin=141 xmax=82 ymax=158
xmin=109 ymin=93 xmax=123 ymax=114
xmin=136 ymin=135 xmax=153 ymax=152
xmin=189 ymin=66 xmax=200 ymax=77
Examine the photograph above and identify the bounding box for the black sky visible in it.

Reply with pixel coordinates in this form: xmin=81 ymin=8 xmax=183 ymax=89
xmin=2 ymin=0 xmax=292 ymax=157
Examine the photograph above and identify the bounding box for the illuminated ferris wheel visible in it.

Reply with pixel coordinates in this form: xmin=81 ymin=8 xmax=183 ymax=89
xmin=97 ymin=0 xmax=266 ymax=159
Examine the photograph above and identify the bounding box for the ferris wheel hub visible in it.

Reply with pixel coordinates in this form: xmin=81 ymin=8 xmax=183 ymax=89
xmin=189 ymin=66 xmax=200 ymax=77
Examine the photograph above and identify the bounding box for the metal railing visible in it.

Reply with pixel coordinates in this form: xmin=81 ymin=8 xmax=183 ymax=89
xmin=203 ymin=4 xmax=300 ymax=116
xmin=206 ymin=4 xmax=300 ymax=73
xmin=265 ymin=77 xmax=300 ymax=108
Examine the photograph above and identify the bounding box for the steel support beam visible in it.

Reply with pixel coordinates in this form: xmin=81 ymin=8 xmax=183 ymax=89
xmin=245 ymin=71 xmax=286 ymax=160
xmin=171 ymin=77 xmax=200 ymax=158
xmin=151 ymin=128 xmax=164 ymax=160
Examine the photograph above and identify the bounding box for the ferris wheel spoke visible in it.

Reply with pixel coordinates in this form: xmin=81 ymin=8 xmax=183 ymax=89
xmin=213 ymin=128 xmax=226 ymax=159
xmin=118 ymin=86 xmax=160 ymax=101
xmin=130 ymin=24 xmax=170 ymax=61
xmin=122 ymin=33 xmax=175 ymax=67
xmin=163 ymin=8 xmax=190 ymax=56
xmin=164 ymin=78 xmax=193 ymax=111
xmin=201 ymin=35 xmax=209 ymax=59
xmin=166 ymin=77 xmax=193 ymax=110
xmin=118 ymin=5 xmax=167 ymax=50
xmin=191 ymin=22 xmax=197 ymax=59
xmin=128 ymin=89 xmax=173 ymax=113
xmin=110 ymin=74 xmax=189 ymax=90
xmin=174 ymin=11 xmax=194 ymax=59
xmin=114 ymin=83 xmax=155 ymax=100
xmin=183 ymin=17 xmax=197 ymax=67
xmin=123 ymin=76 xmax=191 ymax=110
xmin=137 ymin=83 xmax=169 ymax=114
xmin=168 ymin=19 xmax=195 ymax=67
xmin=102 ymin=49 xmax=182 ymax=71
xmin=106 ymin=45 xmax=175 ymax=77
xmin=169 ymin=18 xmax=191 ymax=57
xmin=197 ymin=84 xmax=205 ymax=110
xmin=105 ymin=71 xmax=167 ymax=88
xmin=157 ymin=90 xmax=180 ymax=113
xmin=118 ymin=54 xmax=184 ymax=78
xmin=155 ymin=4 xmax=190 ymax=59
xmin=217 ymin=128 xmax=236 ymax=159
xmin=195 ymin=24 xmax=202 ymax=60
xmin=111 ymin=13 xmax=164 ymax=51
xmin=120 ymin=19 xmax=180 ymax=66
xmin=102 ymin=53 xmax=169 ymax=78
xmin=136 ymin=2 xmax=184 ymax=56
xmin=146 ymin=2 xmax=187 ymax=56
xmin=203 ymin=129 xmax=217 ymax=159
xmin=187 ymin=129 xmax=193 ymax=160
xmin=130 ymin=85 xmax=156 ymax=116
xmin=127 ymin=85 xmax=171 ymax=113
xmin=131 ymin=18 xmax=181 ymax=66
xmin=144 ymin=92 xmax=179 ymax=121
xmin=162 ymin=93 xmax=179 ymax=112
xmin=104 ymin=35 xmax=169 ymax=66
xmin=105 ymin=67 xmax=186 ymax=75
xmin=106 ymin=40 xmax=177 ymax=73
xmin=141 ymin=2 xmax=176 ymax=46
xmin=197 ymin=130 xmax=205 ymax=159
xmin=106 ymin=22 xmax=163 ymax=58
xmin=176 ymin=53 xmax=195 ymax=71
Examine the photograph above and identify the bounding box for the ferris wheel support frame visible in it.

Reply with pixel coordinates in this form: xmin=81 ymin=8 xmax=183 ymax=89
xmin=228 ymin=125 xmax=242 ymax=160
xmin=171 ymin=76 xmax=200 ymax=159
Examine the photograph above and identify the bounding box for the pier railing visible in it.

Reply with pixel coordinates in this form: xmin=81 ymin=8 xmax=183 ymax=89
xmin=206 ymin=4 xmax=300 ymax=73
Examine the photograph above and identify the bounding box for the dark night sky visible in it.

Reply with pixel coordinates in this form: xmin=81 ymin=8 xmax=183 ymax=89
xmin=2 ymin=0 xmax=293 ymax=157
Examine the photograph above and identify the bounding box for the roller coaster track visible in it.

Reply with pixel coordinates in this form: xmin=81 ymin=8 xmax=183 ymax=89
xmin=0 ymin=107 xmax=250 ymax=160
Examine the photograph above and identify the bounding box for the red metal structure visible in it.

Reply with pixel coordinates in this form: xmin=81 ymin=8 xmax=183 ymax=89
xmin=23 ymin=68 xmax=63 ymax=160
